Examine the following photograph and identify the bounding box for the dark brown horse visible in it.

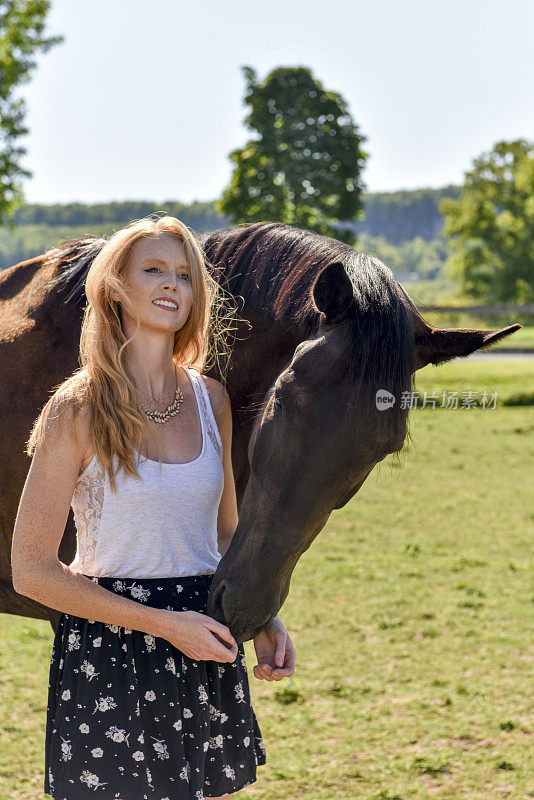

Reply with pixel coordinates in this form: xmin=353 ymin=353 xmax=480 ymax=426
xmin=0 ymin=222 xmax=521 ymax=641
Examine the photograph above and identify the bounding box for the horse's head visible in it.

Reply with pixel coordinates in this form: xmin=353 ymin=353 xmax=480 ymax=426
xmin=206 ymin=234 xmax=521 ymax=642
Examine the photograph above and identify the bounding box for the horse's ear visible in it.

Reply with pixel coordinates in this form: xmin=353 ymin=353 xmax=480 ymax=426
xmin=414 ymin=323 xmax=523 ymax=370
xmin=311 ymin=262 xmax=354 ymax=325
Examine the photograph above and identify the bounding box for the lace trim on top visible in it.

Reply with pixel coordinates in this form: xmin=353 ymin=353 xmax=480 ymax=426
xmin=70 ymin=457 xmax=106 ymax=574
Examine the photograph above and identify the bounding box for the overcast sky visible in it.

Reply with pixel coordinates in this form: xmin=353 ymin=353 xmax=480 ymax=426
xmin=20 ymin=0 xmax=534 ymax=204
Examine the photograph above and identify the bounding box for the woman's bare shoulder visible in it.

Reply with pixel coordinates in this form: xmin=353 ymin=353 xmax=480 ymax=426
xmin=200 ymin=374 xmax=230 ymax=418
xmin=49 ymin=390 xmax=95 ymax=469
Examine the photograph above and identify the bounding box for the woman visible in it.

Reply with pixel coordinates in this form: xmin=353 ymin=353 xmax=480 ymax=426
xmin=11 ymin=215 xmax=296 ymax=800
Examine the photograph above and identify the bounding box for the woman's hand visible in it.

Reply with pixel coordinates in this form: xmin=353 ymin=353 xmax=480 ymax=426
xmin=252 ymin=616 xmax=296 ymax=681
xmin=159 ymin=609 xmax=239 ymax=663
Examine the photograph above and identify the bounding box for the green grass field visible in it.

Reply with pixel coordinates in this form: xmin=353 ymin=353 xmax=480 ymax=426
xmin=1 ymin=359 xmax=533 ymax=800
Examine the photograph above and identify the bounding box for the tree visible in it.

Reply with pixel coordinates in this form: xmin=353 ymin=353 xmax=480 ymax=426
xmin=441 ymin=139 xmax=534 ymax=303
xmin=218 ymin=66 xmax=367 ymax=245
xmin=0 ymin=1 xmax=63 ymax=224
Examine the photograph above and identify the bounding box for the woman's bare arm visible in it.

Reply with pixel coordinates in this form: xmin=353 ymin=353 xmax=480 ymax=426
xmin=11 ymin=394 xmax=171 ymax=637
xmin=11 ymin=392 xmax=238 ymax=661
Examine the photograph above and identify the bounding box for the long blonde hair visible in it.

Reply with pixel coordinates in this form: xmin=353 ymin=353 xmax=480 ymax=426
xmin=27 ymin=215 xmax=240 ymax=491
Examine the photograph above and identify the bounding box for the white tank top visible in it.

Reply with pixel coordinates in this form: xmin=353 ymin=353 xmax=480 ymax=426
xmin=68 ymin=367 xmax=225 ymax=579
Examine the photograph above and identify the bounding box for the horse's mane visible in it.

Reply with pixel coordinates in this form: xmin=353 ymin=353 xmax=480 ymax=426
xmin=46 ymin=221 xmax=415 ymax=449
xmin=201 ymin=222 xmax=416 ymax=447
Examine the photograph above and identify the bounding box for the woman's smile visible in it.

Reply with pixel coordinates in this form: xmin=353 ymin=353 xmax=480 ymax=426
xmin=152 ymin=298 xmax=180 ymax=312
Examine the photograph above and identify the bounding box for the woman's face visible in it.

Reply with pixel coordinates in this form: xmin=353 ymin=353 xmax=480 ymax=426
xmin=118 ymin=233 xmax=193 ymax=336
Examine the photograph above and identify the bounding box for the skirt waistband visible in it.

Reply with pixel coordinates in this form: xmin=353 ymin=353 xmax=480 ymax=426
xmin=80 ymin=572 xmax=215 ymax=611
xmin=82 ymin=572 xmax=215 ymax=585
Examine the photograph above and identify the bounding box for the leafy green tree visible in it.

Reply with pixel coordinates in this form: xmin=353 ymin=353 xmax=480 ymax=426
xmin=218 ymin=66 xmax=367 ymax=245
xmin=0 ymin=0 xmax=63 ymax=223
xmin=441 ymin=139 xmax=534 ymax=302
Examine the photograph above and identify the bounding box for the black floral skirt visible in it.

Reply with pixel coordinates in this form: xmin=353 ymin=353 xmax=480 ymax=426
xmin=44 ymin=573 xmax=266 ymax=800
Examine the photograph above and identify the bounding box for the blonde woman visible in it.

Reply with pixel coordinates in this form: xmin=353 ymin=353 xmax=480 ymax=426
xmin=11 ymin=215 xmax=296 ymax=800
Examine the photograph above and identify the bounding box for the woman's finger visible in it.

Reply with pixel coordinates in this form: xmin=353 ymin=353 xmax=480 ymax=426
xmin=205 ymin=620 xmax=237 ymax=647
xmin=270 ymin=665 xmax=294 ymax=679
xmin=255 ymin=664 xmax=274 ymax=681
xmin=253 ymin=664 xmax=268 ymax=680
xmin=208 ymin=631 xmax=238 ymax=662
xmin=271 ymin=645 xmax=296 ymax=677
xmin=274 ymin=634 xmax=287 ymax=666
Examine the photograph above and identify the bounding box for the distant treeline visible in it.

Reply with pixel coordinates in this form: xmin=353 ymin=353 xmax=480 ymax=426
xmin=8 ymin=185 xmax=460 ymax=240
xmin=0 ymin=186 xmax=461 ymax=273
xmin=8 ymin=200 xmax=227 ymax=235
xmin=352 ymin=185 xmax=461 ymax=243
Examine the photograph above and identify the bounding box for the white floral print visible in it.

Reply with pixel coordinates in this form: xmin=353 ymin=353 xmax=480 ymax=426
xmin=127 ymin=581 xmax=151 ymax=602
xmin=105 ymin=725 xmax=130 ymax=745
xmin=209 ymin=734 xmax=224 ymax=749
xmin=105 ymin=623 xmax=120 ymax=633
xmin=67 ymin=629 xmax=81 ymax=650
xmin=93 ymin=695 xmax=117 ymax=713
xmin=152 ymin=736 xmax=170 ymax=760
xmin=165 ymin=656 xmax=176 ymax=674
xmin=81 ymin=660 xmax=99 ymax=681
xmin=60 ymin=737 xmax=72 ymax=761
xmin=234 ymin=681 xmax=245 ymax=702
xmin=44 ymin=574 xmax=266 ymax=800
xmin=79 ymin=768 xmax=108 ymax=790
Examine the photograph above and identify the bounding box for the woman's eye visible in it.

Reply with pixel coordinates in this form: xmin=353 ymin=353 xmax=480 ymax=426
xmin=144 ymin=267 xmax=190 ymax=281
